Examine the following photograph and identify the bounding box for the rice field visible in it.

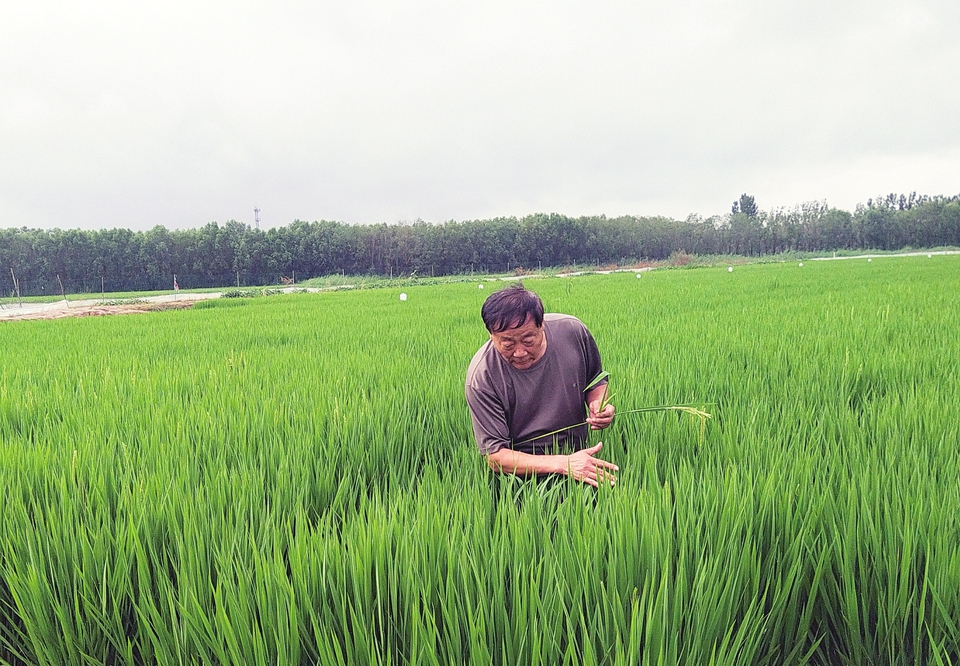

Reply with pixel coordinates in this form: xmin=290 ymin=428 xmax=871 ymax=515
xmin=1 ymin=257 xmax=958 ymax=665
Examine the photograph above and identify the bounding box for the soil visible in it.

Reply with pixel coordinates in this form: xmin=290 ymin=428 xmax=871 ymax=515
xmin=0 ymin=300 xmax=196 ymax=322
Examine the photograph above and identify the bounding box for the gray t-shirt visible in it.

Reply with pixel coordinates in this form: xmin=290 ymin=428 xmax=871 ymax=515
xmin=465 ymin=314 xmax=605 ymax=455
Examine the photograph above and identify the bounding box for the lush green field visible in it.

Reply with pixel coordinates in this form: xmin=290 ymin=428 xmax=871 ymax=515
xmin=1 ymin=258 xmax=959 ymax=665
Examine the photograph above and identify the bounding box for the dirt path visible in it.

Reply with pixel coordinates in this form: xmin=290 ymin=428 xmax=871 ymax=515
xmin=809 ymin=250 xmax=960 ymax=261
xmin=0 ymin=287 xmax=338 ymax=322
xmin=0 ymin=295 xmax=209 ymax=321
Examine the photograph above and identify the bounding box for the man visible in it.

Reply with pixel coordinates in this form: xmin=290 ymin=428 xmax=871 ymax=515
xmin=465 ymin=283 xmax=618 ymax=487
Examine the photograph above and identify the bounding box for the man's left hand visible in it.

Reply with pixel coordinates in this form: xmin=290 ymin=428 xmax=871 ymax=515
xmin=586 ymin=399 xmax=615 ymax=430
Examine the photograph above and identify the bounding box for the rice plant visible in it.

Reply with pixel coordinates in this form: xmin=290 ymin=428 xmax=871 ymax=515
xmin=0 ymin=257 xmax=958 ymax=664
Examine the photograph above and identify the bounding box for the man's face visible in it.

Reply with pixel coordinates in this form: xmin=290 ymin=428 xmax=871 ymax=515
xmin=489 ymin=315 xmax=546 ymax=370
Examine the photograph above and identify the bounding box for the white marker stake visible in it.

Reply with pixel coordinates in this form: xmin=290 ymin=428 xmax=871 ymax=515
xmin=399 ymin=293 xmax=407 ymax=301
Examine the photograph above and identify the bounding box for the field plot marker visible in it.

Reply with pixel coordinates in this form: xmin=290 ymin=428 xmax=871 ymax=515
xmin=57 ymin=275 xmax=69 ymax=308
xmin=10 ymin=268 xmax=23 ymax=307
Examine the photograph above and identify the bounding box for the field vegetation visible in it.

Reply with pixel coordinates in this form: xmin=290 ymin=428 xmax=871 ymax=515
xmin=1 ymin=257 xmax=958 ymax=665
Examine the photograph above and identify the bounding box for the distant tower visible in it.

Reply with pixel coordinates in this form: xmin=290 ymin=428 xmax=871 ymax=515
xmin=254 ymin=206 xmax=261 ymax=230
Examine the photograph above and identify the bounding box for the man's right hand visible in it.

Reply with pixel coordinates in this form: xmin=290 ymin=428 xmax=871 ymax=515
xmin=566 ymin=442 xmax=618 ymax=487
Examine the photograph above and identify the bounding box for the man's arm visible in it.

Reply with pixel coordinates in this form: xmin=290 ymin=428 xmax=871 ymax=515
xmin=487 ymin=443 xmax=618 ymax=488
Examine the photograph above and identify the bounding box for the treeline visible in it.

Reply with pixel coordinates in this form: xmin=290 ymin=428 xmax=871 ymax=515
xmin=2 ymin=193 xmax=959 ymax=296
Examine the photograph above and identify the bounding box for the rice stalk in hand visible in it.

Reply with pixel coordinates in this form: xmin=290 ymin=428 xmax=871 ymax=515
xmin=584 ymin=371 xmax=610 ymax=394
xmin=595 ymin=385 xmax=615 ymax=415
xmin=514 ymin=404 xmax=713 ymax=448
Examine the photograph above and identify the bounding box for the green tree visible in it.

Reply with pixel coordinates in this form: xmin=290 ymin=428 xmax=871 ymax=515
xmin=732 ymin=194 xmax=759 ymax=218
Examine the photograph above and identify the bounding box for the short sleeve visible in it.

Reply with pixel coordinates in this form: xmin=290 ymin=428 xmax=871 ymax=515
xmin=581 ymin=324 xmax=604 ymax=392
xmin=465 ymin=380 xmax=511 ymax=454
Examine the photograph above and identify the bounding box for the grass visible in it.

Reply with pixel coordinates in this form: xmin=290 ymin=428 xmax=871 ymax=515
xmin=1 ymin=256 xmax=959 ymax=664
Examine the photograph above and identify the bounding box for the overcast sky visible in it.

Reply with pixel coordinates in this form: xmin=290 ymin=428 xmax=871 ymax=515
xmin=2 ymin=1 xmax=958 ymax=231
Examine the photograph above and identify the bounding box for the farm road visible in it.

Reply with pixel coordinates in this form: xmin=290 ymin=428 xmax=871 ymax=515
xmin=809 ymin=250 xmax=960 ymax=261
xmin=0 ymin=287 xmax=319 ymax=322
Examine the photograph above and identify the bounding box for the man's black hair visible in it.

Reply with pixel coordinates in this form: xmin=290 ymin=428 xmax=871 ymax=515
xmin=480 ymin=282 xmax=544 ymax=333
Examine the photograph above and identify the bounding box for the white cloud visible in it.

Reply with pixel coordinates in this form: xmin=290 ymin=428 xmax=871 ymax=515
xmin=1 ymin=0 xmax=958 ymax=230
